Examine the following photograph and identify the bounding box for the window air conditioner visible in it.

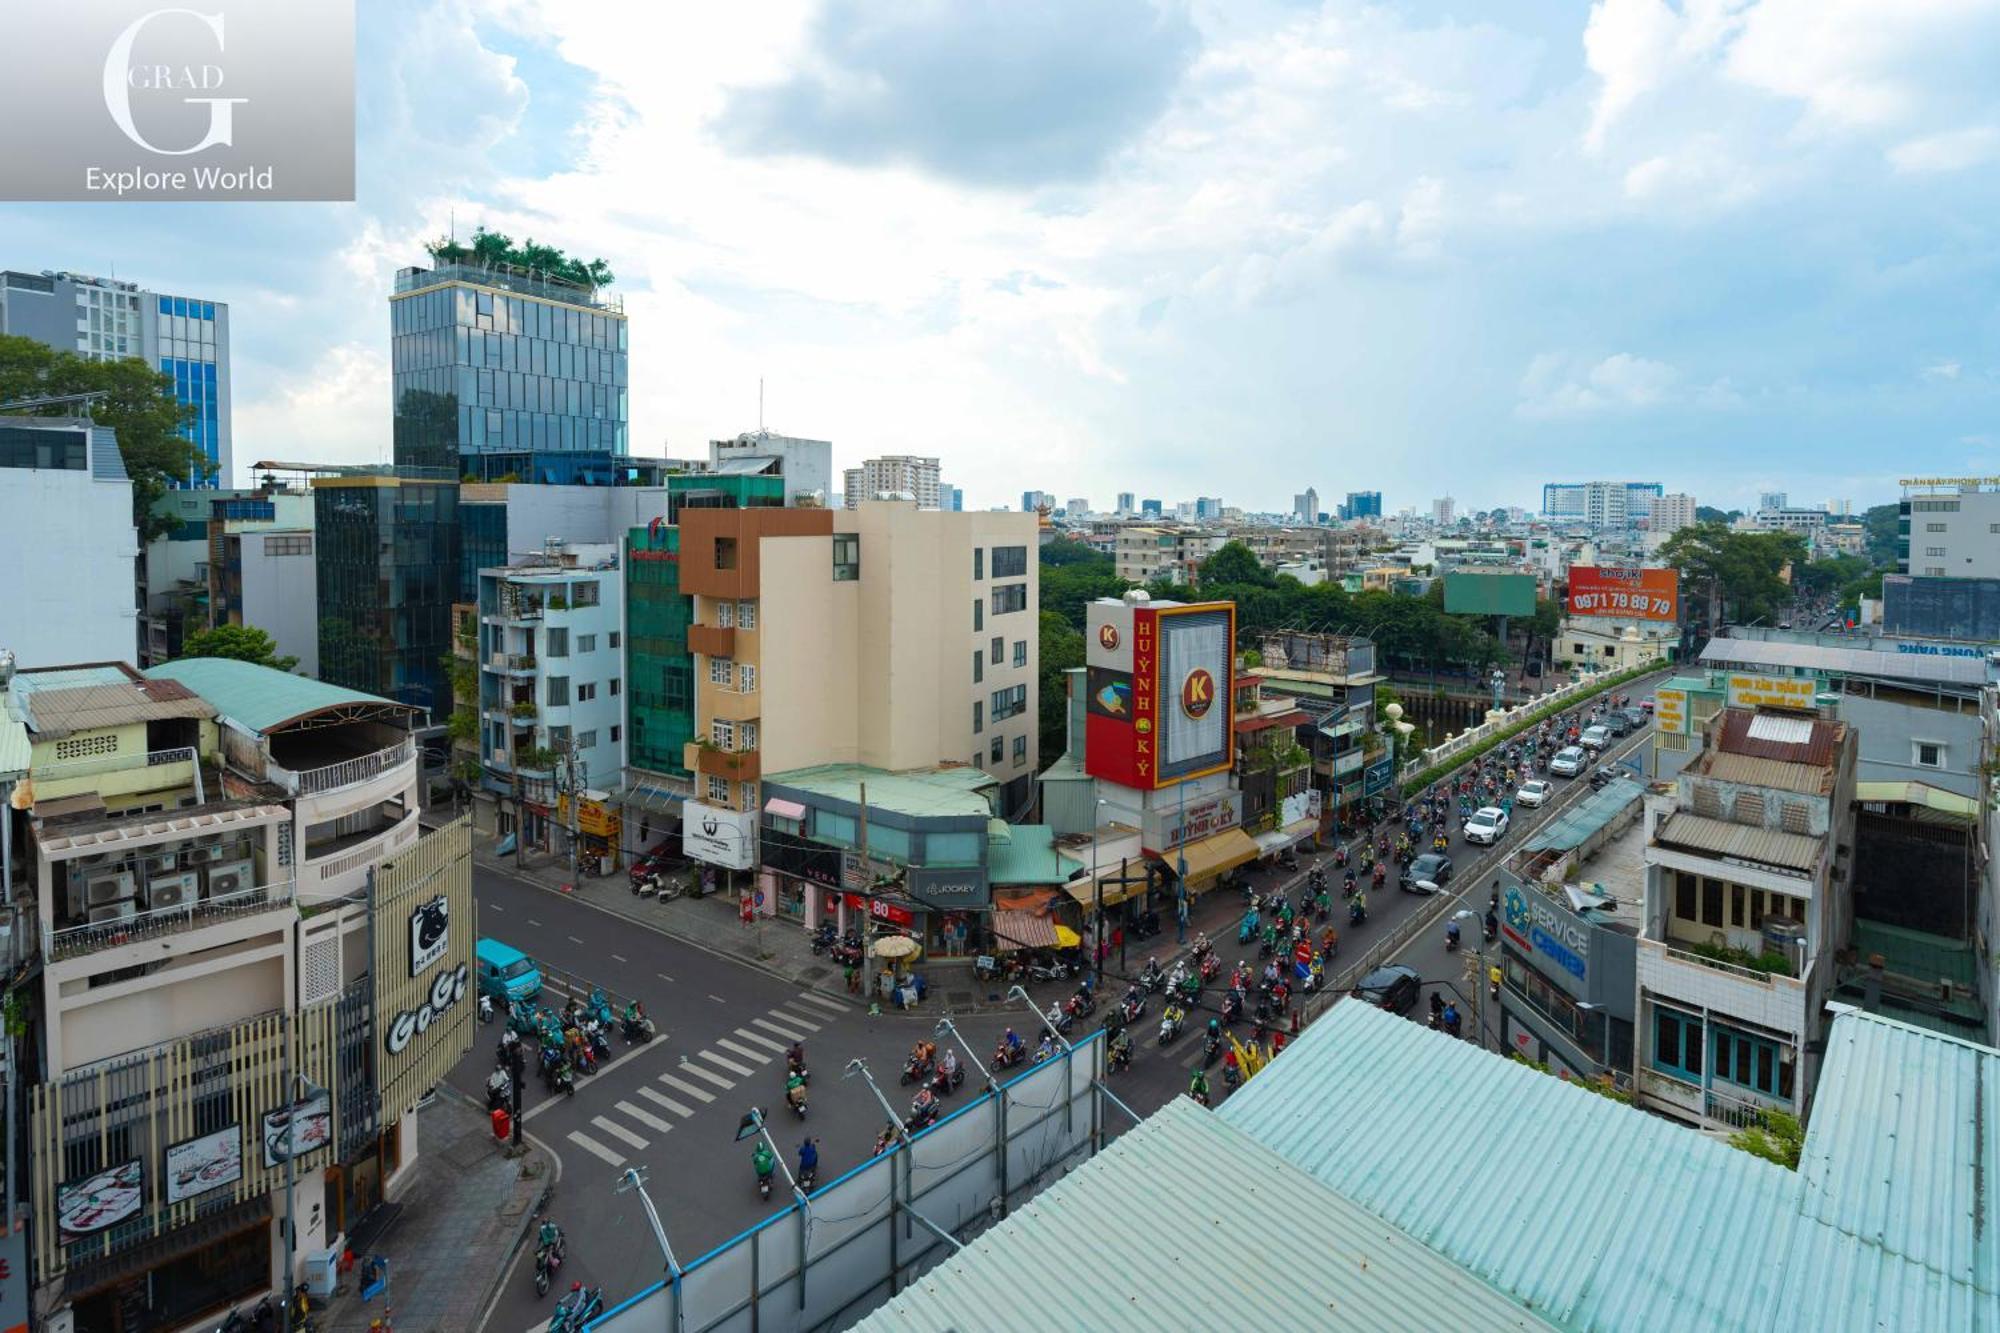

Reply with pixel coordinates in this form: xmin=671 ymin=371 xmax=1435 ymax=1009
xmin=146 ymin=871 xmax=199 ymax=910
xmin=85 ymin=872 xmax=137 ymax=907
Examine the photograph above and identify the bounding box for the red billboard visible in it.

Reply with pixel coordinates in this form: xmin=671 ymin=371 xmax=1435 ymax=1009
xmin=1085 ymin=600 xmax=1235 ymax=791
xmin=1566 ymin=566 xmax=1679 ymax=622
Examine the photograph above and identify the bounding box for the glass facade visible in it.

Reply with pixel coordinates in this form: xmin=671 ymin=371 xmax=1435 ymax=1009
xmin=315 ymin=480 xmax=460 ymax=714
xmin=459 ymin=499 xmax=508 ymax=603
xmin=390 ymin=277 xmax=628 ymax=482
xmin=156 ymin=294 xmax=223 ymax=488
xmin=626 ymin=525 xmax=693 ymax=779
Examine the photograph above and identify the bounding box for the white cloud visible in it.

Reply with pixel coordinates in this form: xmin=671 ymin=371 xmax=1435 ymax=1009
xmin=1890 ymin=125 xmax=2000 ymax=174
xmin=1514 ymin=351 xmax=1757 ymax=419
xmin=234 ymin=344 xmax=390 ymax=475
xmin=1923 ymin=360 xmax=1963 ymax=381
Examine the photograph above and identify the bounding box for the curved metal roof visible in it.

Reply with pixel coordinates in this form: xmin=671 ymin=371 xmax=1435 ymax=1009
xmin=143 ymin=658 xmax=414 ymax=734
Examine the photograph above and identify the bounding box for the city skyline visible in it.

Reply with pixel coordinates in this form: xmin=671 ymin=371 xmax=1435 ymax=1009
xmin=0 ymin=3 xmax=1990 ymax=504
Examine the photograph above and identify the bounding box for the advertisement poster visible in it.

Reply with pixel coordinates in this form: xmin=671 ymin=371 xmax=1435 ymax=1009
xmin=1724 ymin=674 xmax=1819 ymax=711
xmin=57 ymin=1159 xmax=143 ymax=1244
xmin=165 ymin=1126 xmax=243 ymax=1205
xmin=261 ymin=1091 xmax=332 ymax=1168
xmin=1566 ymin=567 xmax=1680 ymax=622
xmin=1652 ymin=687 xmax=1688 ymax=736
xmin=409 ymin=894 xmax=449 ymax=977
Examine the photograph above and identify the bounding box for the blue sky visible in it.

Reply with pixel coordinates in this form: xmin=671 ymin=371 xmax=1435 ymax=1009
xmin=7 ymin=0 xmax=1997 ymax=514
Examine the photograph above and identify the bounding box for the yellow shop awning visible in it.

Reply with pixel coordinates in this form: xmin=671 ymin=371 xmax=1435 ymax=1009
xmin=1164 ymin=827 xmax=1260 ymax=889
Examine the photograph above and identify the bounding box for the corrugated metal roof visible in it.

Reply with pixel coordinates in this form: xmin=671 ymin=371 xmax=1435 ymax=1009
xmin=18 ymin=680 xmax=214 ymax=740
xmin=858 ymin=1097 xmax=1559 ymax=1333
xmin=1699 ymin=635 xmax=1990 ymax=686
xmin=762 ymin=763 xmax=996 ymax=819
xmin=1216 ymin=1001 xmax=2000 ymax=1332
xmin=1714 ymin=708 xmax=1842 ymax=766
xmin=1523 ymin=776 xmax=1643 ymax=852
xmin=985 ymin=822 xmax=1080 ymax=885
xmin=144 ymin=658 xmax=412 ymax=734
xmin=1855 ymin=779 xmax=1982 ymax=818
xmin=1698 ymin=750 xmax=1830 ymax=795
xmin=1654 ymin=811 xmax=1822 ymax=872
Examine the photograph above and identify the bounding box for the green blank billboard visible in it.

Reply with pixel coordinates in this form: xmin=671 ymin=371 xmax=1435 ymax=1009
xmin=1444 ymin=572 xmax=1536 ymax=617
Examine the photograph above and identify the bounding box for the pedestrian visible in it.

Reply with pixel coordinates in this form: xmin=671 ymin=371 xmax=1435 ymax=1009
xmin=1111 ymin=924 xmax=1124 ymax=955
xmin=844 ymin=962 xmax=860 ymax=994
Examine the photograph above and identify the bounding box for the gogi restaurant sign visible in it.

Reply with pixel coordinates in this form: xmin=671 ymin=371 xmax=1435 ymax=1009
xmin=409 ymin=894 xmax=449 ymax=977
xmin=386 ymin=963 xmax=470 ymax=1055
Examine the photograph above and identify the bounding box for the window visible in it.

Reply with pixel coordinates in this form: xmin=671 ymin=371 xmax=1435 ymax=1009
xmin=1013 ymin=735 xmax=1027 ymax=765
xmin=990 ymin=736 xmax=1004 ymax=763
xmin=1653 ymin=1008 xmax=1703 ymax=1079
xmin=716 ymin=537 xmax=738 ymax=570
xmin=609 ymin=631 xmax=621 ymax=648
xmin=610 ymin=725 xmax=620 ymax=743
xmin=1702 ymin=876 xmax=1724 ymax=927
xmin=973 ymin=599 xmax=983 ymax=631
xmin=1013 ymin=640 xmax=1027 ymax=668
xmin=1675 ymin=870 xmax=1697 ymax=922
xmin=546 ymin=627 xmax=569 ymax=657
xmin=738 ymin=601 xmax=757 ymax=630
xmin=707 ymin=775 xmax=729 ymax=802
xmin=610 ymin=678 xmax=620 ymax=696
xmin=990 ymin=684 xmax=1028 ymax=721
xmin=1732 ymin=790 xmax=1765 ymax=825
xmin=712 ymin=719 xmax=736 ymax=748
xmin=716 ymin=601 xmax=735 ymax=628
xmin=548 ymin=725 xmax=570 ymax=748
xmin=577 ymin=633 xmax=597 ymax=653
xmin=1914 ymin=741 xmax=1944 ymax=768
xmin=743 ymin=722 xmax=759 ymax=750
xmin=709 ymin=658 xmax=733 ymax=686
xmin=973 ymin=701 xmax=983 ymax=734
xmin=740 ymin=781 xmax=757 ymax=809
xmin=1925 ymin=546 xmax=1947 ymax=557
xmin=832 ymin=533 xmax=859 ymax=581
xmin=739 ymin=664 xmax=756 ymax=692
xmin=577 ymin=682 xmax=597 ymax=702
xmin=991 ymin=584 xmax=1027 ymax=615
xmin=973 ymin=651 xmax=983 ymax=684
xmin=992 ymin=546 xmax=1028 ymax=577
xmin=571 ymin=580 xmax=600 ymax=608
xmin=578 ymin=730 xmax=597 ymax=749
xmin=991 ymin=636 xmax=1003 ymax=664
xmin=1731 ymin=883 xmax=1747 ymax=928
xmin=546 ymin=676 xmax=570 ymax=706
xmin=1712 ymin=1028 xmax=1791 ymax=1098
xmin=1926 ymin=522 xmax=1948 ymax=533
xmin=973 ymin=547 xmax=984 ymax=580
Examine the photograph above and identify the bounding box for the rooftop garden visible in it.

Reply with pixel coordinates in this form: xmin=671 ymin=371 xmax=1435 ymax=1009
xmin=425 ymin=226 xmax=614 ymax=290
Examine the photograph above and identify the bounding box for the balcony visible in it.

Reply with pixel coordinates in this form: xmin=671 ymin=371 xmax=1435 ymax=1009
xmin=269 ymin=738 xmax=414 ymax=798
xmin=44 ymin=877 xmax=296 ymax=963
xmin=686 ymin=742 xmax=760 ymax=782
xmin=1638 ymin=1068 xmax=1790 ymax=1129
xmin=1637 ymin=936 xmax=1815 ymax=1041
xmin=486 ymin=652 xmax=537 ymax=674
xmin=710 ymin=685 xmax=762 ymax=724
xmin=687 ymin=623 xmax=736 ymax=657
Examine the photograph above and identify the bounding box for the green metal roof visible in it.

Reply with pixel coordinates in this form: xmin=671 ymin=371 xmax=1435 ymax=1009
xmin=1218 ymin=1001 xmax=2000 ymax=1332
xmin=144 ymin=659 xmax=412 ymax=734
xmin=761 ymin=764 xmax=996 ymax=820
xmin=0 ymin=690 xmax=29 ymax=779
xmin=1521 ymin=775 xmax=1644 ymax=852
xmin=858 ymin=1097 xmax=1559 ymax=1333
xmin=984 ymin=822 xmax=1081 ymax=886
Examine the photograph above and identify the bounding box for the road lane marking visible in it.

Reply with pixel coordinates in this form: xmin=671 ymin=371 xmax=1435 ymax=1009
xmin=696 ymin=1049 xmax=756 ymax=1078
xmin=715 ymin=1038 xmax=771 ymax=1064
xmin=658 ymin=1073 xmax=717 ymax=1102
xmin=679 ymin=1062 xmax=735 ymax=1091
xmin=768 ymin=1007 xmax=822 ymax=1032
xmin=708 ymin=994 xmax=727 ymax=1004
xmin=591 ymin=1116 xmax=651 ymax=1151
xmin=488 ymin=903 xmax=503 ymax=911
xmin=637 ymin=1086 xmax=695 ymax=1118
xmin=567 ymin=1131 xmax=625 ymax=1167
xmin=611 ymin=954 xmax=628 ymax=963
xmin=569 ymin=936 xmax=584 ymax=945
xmin=752 ymin=1017 xmax=810 ymax=1042
xmin=658 ymin=973 xmax=675 ymax=983
xmin=616 ymin=1100 xmax=675 ymax=1134
xmin=731 ymin=1028 xmax=788 ymax=1053
xmin=529 ymin=919 xmax=542 ymax=927
xmin=794 ymin=992 xmax=848 ymax=1013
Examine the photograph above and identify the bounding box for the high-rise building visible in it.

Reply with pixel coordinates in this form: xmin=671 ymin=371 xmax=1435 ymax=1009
xmin=1652 ymin=492 xmax=1699 ymax=534
xmin=844 ymin=455 xmax=942 ymax=508
xmin=1541 ymin=481 xmax=1662 ymax=528
xmin=1827 ymin=498 xmax=1852 ymax=517
xmin=942 ymin=483 xmax=964 ymax=512
xmin=1342 ymin=491 xmax=1382 ymax=521
xmin=389 ymin=254 xmax=628 ymax=482
xmin=1759 ymin=491 xmax=1788 ymax=512
xmin=1195 ymin=497 xmax=1223 ymax=521
xmin=315 ymin=475 xmax=460 ymax=713
xmin=1022 ymin=489 xmax=1050 ymax=513
xmin=1065 ymin=497 xmax=1090 ymax=518
xmin=1432 ymin=496 xmax=1456 ymax=526
xmin=1 ymin=268 xmax=232 ymax=487
xmin=1141 ymin=498 xmax=1163 ymax=517
xmin=1293 ymin=488 xmax=1319 ymax=524
xmin=0 ymin=414 xmax=138 ymax=664
xmin=1116 ymin=491 xmax=1136 ymax=514
xmin=711 ymin=430 xmax=831 ymax=507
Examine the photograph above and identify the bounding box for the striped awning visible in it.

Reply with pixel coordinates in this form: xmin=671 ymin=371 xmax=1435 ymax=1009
xmin=990 ymin=909 xmax=1058 ymax=952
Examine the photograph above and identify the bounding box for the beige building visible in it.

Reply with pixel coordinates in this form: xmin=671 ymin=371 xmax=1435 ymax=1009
xmin=842 ymin=455 xmax=943 ymax=510
xmin=676 ymin=502 xmax=1042 ymax=874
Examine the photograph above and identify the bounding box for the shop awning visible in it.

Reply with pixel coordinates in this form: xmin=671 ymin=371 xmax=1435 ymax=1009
xmin=1167 ymin=827 xmax=1260 ymax=887
xmin=1281 ymin=816 xmax=1319 ymax=842
xmin=763 ymin=796 xmax=807 ymax=820
xmin=1061 ymin=866 xmax=1148 ymax=911
xmin=1252 ymin=830 xmax=1292 ymax=857
xmin=991 ymin=909 xmax=1059 ymax=952
xmin=617 ymin=783 xmax=684 ymax=816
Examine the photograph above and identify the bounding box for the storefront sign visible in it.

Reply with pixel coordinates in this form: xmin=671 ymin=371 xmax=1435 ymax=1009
xmin=1725 ymin=673 xmax=1819 ymax=711
xmin=164 ymin=1125 xmax=242 ymax=1205
xmin=386 ymin=962 xmax=470 ymax=1055
xmin=1653 ymin=687 xmax=1688 ymax=736
xmin=409 ymin=894 xmax=449 ymax=977
xmin=56 ymin=1159 xmax=142 ymax=1244
xmin=683 ymin=801 xmax=755 ymax=870
xmin=844 ymin=893 xmax=915 ymax=927
xmin=1362 ymin=755 xmax=1394 ymax=796
xmin=1504 ymin=883 xmax=1591 ymax=982
xmin=260 ymin=1091 xmax=332 ymax=1168
xmin=1147 ymin=789 xmax=1242 ymax=854
xmin=906 ymin=866 xmax=988 ymax=909
xmin=1893 ymin=641 xmax=1984 ymax=657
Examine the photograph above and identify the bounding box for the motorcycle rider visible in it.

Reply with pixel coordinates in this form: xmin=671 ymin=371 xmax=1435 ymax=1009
xmin=937 ymin=1047 xmax=960 ymax=1086
xmin=1002 ymin=1027 xmax=1023 ymax=1059
xmin=1489 ymin=963 xmax=1503 ymax=999
xmin=538 ymin=1216 xmax=564 ymax=1255
xmin=1109 ymin=1025 xmax=1134 ymax=1068
xmin=786 ymin=1070 xmax=809 ymax=1112
xmin=751 ymin=1140 xmax=776 ymax=1186
xmin=798 ymin=1137 xmax=820 ymax=1186
xmin=1189 ymin=1068 xmax=1211 ymax=1105
xmin=1445 ymin=919 xmax=1461 ymax=951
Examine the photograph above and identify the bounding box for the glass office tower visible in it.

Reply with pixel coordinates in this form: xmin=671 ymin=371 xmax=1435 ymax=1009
xmin=315 ymin=476 xmax=460 ymax=714
xmin=389 ymin=261 xmax=629 ymax=482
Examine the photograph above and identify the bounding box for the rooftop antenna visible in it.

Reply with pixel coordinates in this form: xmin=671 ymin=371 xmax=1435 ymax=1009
xmin=758 ymin=376 xmax=764 ymax=433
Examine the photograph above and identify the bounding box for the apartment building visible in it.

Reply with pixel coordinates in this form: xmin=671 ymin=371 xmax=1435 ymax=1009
xmin=842 ymin=456 xmax=942 ymax=509
xmin=1898 ymin=480 xmax=2000 ymax=578
xmin=4 ymin=659 xmax=463 ymax=1330
xmin=1542 ymin=481 xmax=1662 ymax=529
xmin=1652 ymin=492 xmax=1698 ymax=534
xmin=1115 ymin=526 xmax=1197 ymax=583
xmin=1637 ymin=707 xmax=1856 ymax=1131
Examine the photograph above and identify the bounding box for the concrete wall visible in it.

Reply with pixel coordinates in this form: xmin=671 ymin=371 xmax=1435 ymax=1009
xmin=241 ymin=530 xmax=320 ymax=676
xmin=1 ymin=465 xmax=138 ymax=667
xmin=1837 ymin=691 xmax=1982 ymax=798
xmin=759 ymin=539 xmax=860 ymax=772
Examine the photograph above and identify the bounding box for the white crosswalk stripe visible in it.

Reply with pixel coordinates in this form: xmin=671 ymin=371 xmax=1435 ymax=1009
xmin=794 ymin=992 xmax=848 ymax=1013
xmin=731 ymin=1028 xmax=788 ymax=1053
xmin=768 ymin=1007 xmax=822 ymax=1032
xmin=616 ymin=1100 xmax=675 ymax=1134
xmin=715 ymin=1038 xmax=771 ymax=1064
xmin=752 ymin=1016 xmax=811 ymax=1042
xmin=567 ymin=1131 xmax=625 ymax=1167
xmin=658 ymin=1072 xmax=717 ymax=1102
xmin=678 ymin=1062 xmax=735 ymax=1091
xmin=638 ymin=1085 xmax=696 ymax=1118
xmin=591 ymin=1116 xmax=650 ymax=1151
xmin=697 ymin=1049 xmax=757 ymax=1078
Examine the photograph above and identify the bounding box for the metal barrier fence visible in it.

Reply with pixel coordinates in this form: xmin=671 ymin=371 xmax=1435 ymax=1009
xmin=590 ymin=1035 xmax=1107 ymax=1332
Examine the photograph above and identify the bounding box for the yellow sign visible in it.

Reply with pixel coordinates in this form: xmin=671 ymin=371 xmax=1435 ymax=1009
xmin=1653 ymin=687 xmax=1688 ymax=735
xmin=1725 ymin=674 xmax=1819 ymax=711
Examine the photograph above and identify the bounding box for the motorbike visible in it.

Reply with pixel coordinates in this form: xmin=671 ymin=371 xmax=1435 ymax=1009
xmin=1134 ymin=910 xmax=1163 ymax=939
xmin=788 ymin=1082 xmax=809 ymax=1119
xmin=572 ymin=1039 xmax=599 ymax=1076
xmin=1223 ymin=1060 xmax=1240 ymax=1088
xmin=585 ymin=988 xmax=616 ymax=1028
xmin=550 ymin=1285 xmax=604 ymax=1333
xmin=534 ymin=1234 xmax=565 ymax=1297
xmin=547 ymin=1060 xmax=576 ymax=1098
xmin=831 ymin=934 xmax=864 ymax=968
xmin=479 ymin=993 xmax=495 ymax=1024
xmin=585 ymin=1021 xmax=613 ymax=1062
xmin=1198 ymin=952 xmax=1221 ymax=983
xmin=907 ymin=1090 xmax=941 ymax=1132
xmin=1107 ymin=1036 xmax=1133 ymax=1073
xmin=973 ymin=954 xmax=1002 ymax=982
xmin=1445 ymin=924 xmax=1461 ymax=953
xmin=1203 ymin=1030 xmax=1221 ymax=1065
xmin=1048 ymin=1002 xmax=1074 ymax=1035
xmin=809 ymin=923 xmax=838 ymax=955
xmin=928 ymin=1060 xmax=964 ymax=1096
xmin=1070 ymin=983 xmax=1097 ymax=1016
xmin=901 ymin=1051 xmax=935 ymax=1085
xmin=1139 ymin=960 xmax=1165 ymax=993
xmin=1158 ymin=1005 xmax=1185 ymax=1045
xmin=621 ymin=1008 xmax=657 ymax=1044
xmin=800 ymin=1160 xmax=818 ymax=1191
xmin=1349 ymin=900 xmax=1368 ymax=926
xmin=1027 ymin=957 xmax=1073 ymax=984
xmin=486 ymin=1068 xmax=513 ymax=1112
xmin=991 ymin=1042 xmax=1025 ymax=1072
xmin=1119 ymin=990 xmax=1146 ymax=1025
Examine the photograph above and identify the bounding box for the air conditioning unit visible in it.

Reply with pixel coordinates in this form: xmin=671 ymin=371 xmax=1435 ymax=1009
xmin=187 ymin=842 xmax=225 ymax=864
xmin=75 ymin=851 xmax=117 ymax=871
xmin=204 ymin=859 xmax=254 ymax=898
xmin=85 ymin=872 xmax=137 ymax=907
xmin=89 ymin=900 xmax=137 ymax=925
xmin=145 ymin=871 xmax=199 ymax=910
xmin=144 ymin=852 xmax=177 ymax=874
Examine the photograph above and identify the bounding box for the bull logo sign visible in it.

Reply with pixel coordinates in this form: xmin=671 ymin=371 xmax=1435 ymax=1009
xmin=1180 ymin=668 xmax=1216 ymax=720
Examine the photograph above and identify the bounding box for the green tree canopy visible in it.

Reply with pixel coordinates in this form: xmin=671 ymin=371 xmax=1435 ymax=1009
xmin=426 ymin=226 xmax=615 ymax=289
xmin=1037 ymin=609 xmax=1085 ymax=765
xmin=1197 ymin=540 xmax=1272 ymax=590
xmin=179 ymin=624 xmax=299 ymax=673
xmin=0 ymin=334 xmax=210 ymax=542
xmin=1038 ymin=538 xmax=1105 ymax=567
xmin=1659 ymin=520 xmax=1807 ymax=626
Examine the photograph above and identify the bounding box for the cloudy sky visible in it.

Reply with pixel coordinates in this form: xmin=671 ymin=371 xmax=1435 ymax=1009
xmin=8 ymin=0 xmax=1998 ymax=513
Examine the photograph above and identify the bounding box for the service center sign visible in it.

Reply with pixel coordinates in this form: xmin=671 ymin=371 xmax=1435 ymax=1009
xmin=1567 ymin=566 xmax=1679 ymax=623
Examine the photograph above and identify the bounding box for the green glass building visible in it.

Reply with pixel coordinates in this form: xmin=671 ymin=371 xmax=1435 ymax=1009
xmin=315 ymin=476 xmax=460 ymax=714
xmin=625 ymin=523 xmax=694 ymax=780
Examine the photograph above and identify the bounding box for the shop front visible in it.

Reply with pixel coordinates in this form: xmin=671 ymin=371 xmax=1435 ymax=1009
xmin=906 ymin=865 xmax=990 ymax=957
xmin=556 ymin=790 xmax=624 ymax=875
xmin=1160 ymin=826 xmax=1260 ymax=898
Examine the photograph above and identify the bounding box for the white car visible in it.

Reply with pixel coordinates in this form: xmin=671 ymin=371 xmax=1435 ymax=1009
xmin=1549 ymin=746 xmax=1587 ymax=777
xmin=1516 ymin=779 xmax=1553 ymax=808
xmin=1579 ymin=724 xmax=1611 ymax=751
xmin=1462 ymin=806 xmax=1509 ymax=845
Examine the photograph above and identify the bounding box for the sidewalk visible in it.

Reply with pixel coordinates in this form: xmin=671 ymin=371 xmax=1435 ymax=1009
xmin=314 ymin=1092 xmax=551 ymax=1333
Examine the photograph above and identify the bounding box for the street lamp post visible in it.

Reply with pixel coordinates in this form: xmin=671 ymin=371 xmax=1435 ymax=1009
xmin=1090 ymin=797 xmax=1108 ymax=987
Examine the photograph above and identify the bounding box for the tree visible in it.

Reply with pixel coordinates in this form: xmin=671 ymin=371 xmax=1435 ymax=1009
xmin=0 ymin=334 xmax=210 ymax=542
xmin=1695 ymin=505 xmax=1741 ymax=524
xmin=1038 ymin=610 xmax=1085 ymax=764
xmin=1861 ymin=502 xmax=1900 ymax=567
xmin=1038 ymin=538 xmax=1103 ymax=567
xmin=1197 ymin=541 xmax=1272 ymax=590
xmin=179 ymin=624 xmax=299 ymax=673
xmin=1660 ymin=521 xmax=1805 ymax=627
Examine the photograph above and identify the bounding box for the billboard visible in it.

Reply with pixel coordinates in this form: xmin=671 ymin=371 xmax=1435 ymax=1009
xmin=1085 ymin=600 xmax=1234 ymax=790
xmin=1567 ymin=566 xmax=1680 ymax=622
xmin=165 ymin=1126 xmax=243 ymax=1205
xmin=1444 ymin=572 xmax=1537 ymax=617
xmin=1652 ymin=687 xmax=1688 ymax=736
xmin=1725 ymin=674 xmax=1820 ymax=711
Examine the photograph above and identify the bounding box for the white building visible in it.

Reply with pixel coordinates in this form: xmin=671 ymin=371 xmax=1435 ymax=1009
xmin=0 ymin=417 xmax=138 ymax=666
xmin=710 ymin=430 xmax=832 ymax=508
xmin=843 ymin=455 xmax=943 ymax=509
xmin=1432 ymin=496 xmax=1456 ymax=526
xmin=1542 ymin=481 xmax=1662 ymax=529
xmin=1652 ymin=492 xmax=1699 ymax=534
xmin=1759 ymin=491 xmax=1788 ymax=512
xmin=1116 ymin=491 xmax=1136 ymax=515
xmin=1900 ymin=481 xmax=2000 ymax=578
xmin=1753 ymin=506 xmax=1830 ymax=538
xmin=1293 ymin=488 xmax=1319 ymax=523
